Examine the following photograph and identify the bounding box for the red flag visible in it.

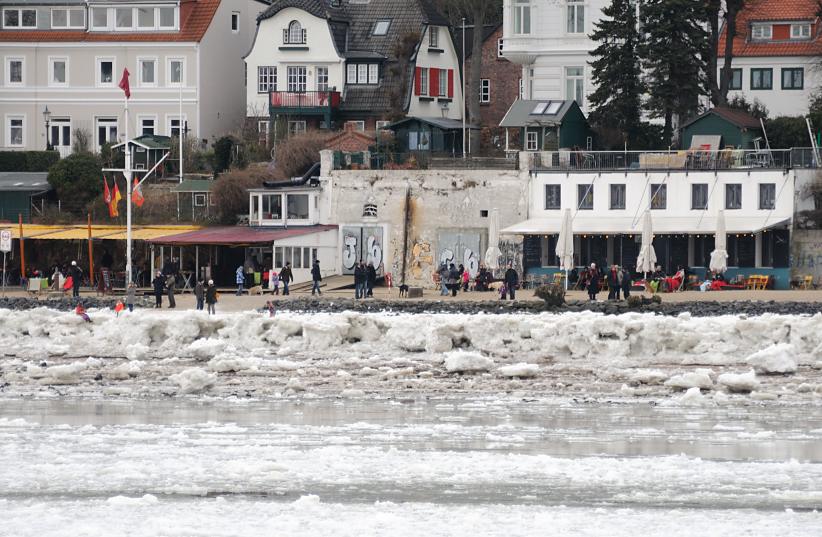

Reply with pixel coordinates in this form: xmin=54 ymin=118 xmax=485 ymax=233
xmin=103 ymin=175 xmax=112 ymax=205
xmin=132 ymin=177 xmax=144 ymax=208
xmin=111 ymin=181 xmax=122 ymax=217
xmin=118 ymin=68 xmax=131 ymax=99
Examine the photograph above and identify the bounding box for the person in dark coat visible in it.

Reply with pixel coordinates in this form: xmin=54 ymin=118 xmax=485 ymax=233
xmin=366 ymin=262 xmax=377 ymax=297
xmin=311 ymin=260 xmax=322 ymax=296
xmin=354 ymin=261 xmax=367 ymax=299
xmin=69 ymin=261 xmax=83 ymax=298
xmin=607 ymin=265 xmax=622 ymax=300
xmin=504 ymin=263 xmax=519 ymax=300
xmin=621 ymin=268 xmax=632 ymax=299
xmin=587 ymin=263 xmax=600 ymax=301
xmin=205 ymin=279 xmax=218 ymax=315
xmin=280 ymin=262 xmax=293 ymax=295
xmin=152 ymin=270 xmax=165 ymax=308
xmin=194 ymin=279 xmax=205 ymax=310
xmin=165 ymin=273 xmax=176 ymax=308
xmin=448 ymin=263 xmax=460 ymax=297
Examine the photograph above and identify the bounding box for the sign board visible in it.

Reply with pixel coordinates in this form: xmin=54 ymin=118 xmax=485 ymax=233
xmin=0 ymin=230 xmax=11 ymax=253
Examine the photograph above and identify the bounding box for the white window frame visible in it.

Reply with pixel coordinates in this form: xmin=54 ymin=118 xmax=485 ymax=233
xmin=480 ymin=78 xmax=490 ymax=103
xmin=3 ymin=8 xmax=37 ymax=29
xmin=497 ymin=38 xmax=504 ymax=57
xmin=138 ymin=57 xmax=158 ymax=87
xmin=258 ymin=120 xmax=270 ymax=145
xmin=316 ymin=66 xmax=329 ymax=91
xmin=48 ymin=56 xmax=68 ymax=87
xmin=96 ymin=57 xmax=116 ymax=87
xmin=166 ymin=114 xmax=186 ymax=137
xmin=6 ymin=114 xmax=25 ymax=147
xmin=751 ymin=24 xmax=772 ymax=40
xmin=95 ymin=117 xmax=118 ymax=148
xmin=429 ymin=26 xmax=439 ymax=47
xmin=5 ymin=56 xmax=24 ymax=86
xmin=419 ymin=67 xmax=429 ymax=96
xmin=194 ymin=193 xmax=207 ymax=207
xmin=358 ymin=64 xmax=368 ymax=84
xmin=167 ymin=57 xmax=185 ymax=87
xmin=90 ymin=7 xmax=111 ymax=30
xmin=287 ymin=66 xmax=307 ymax=92
xmin=513 ymin=0 xmax=531 ymax=35
xmin=115 ymin=7 xmax=133 ymax=29
xmin=288 ymin=120 xmax=306 ymax=135
xmin=368 ymin=64 xmax=378 ymax=84
xmin=158 ymin=6 xmax=177 ymax=30
xmin=49 ymin=117 xmax=72 ymax=150
xmin=346 ymin=64 xmax=357 ymax=84
xmin=258 ymin=65 xmax=276 ymax=93
xmin=566 ymin=0 xmax=585 ymax=34
xmin=373 ymin=19 xmax=390 ymax=36
xmin=565 ymin=66 xmax=584 ymax=105
xmin=136 ymin=6 xmax=156 ymax=29
xmin=791 ymin=23 xmax=811 ymax=38
xmin=51 ymin=8 xmax=85 ymax=29
xmin=137 ymin=115 xmax=157 ymax=136
xmin=376 ymin=120 xmax=390 ymax=130
xmin=438 ymin=68 xmax=447 ymax=96
xmin=526 ymin=130 xmax=538 ymax=151
xmin=231 ymin=11 xmax=240 ymax=33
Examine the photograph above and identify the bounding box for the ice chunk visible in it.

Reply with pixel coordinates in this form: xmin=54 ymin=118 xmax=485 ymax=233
xmin=109 ymin=361 xmax=143 ymax=380
xmin=286 ymin=377 xmax=306 ymax=392
xmin=169 ymin=368 xmax=216 ymax=394
xmin=717 ymin=370 xmax=759 ymax=393
xmin=443 ymin=351 xmax=494 ymax=373
xmin=37 ymin=362 xmax=87 ymax=385
xmin=672 ymin=387 xmax=708 ymax=406
xmin=207 ymin=356 xmax=258 ymax=373
xmin=497 ymin=363 xmax=539 ymax=378
xmin=106 ymin=494 xmax=159 ymax=506
xmin=664 ymin=372 xmax=714 ymax=390
xmin=340 ymin=388 xmax=365 ymax=398
xmin=629 ymin=369 xmax=668 ymax=386
xmin=746 ymin=343 xmax=797 ymax=374
xmin=125 ymin=343 xmax=150 ymax=361
xmin=186 ymin=339 xmax=226 ymax=361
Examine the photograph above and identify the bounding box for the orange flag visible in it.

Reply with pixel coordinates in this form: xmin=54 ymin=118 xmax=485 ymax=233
xmin=111 ymin=180 xmax=122 ymax=217
xmin=132 ymin=177 xmax=145 ymax=207
xmin=104 ymin=176 xmax=117 ymax=218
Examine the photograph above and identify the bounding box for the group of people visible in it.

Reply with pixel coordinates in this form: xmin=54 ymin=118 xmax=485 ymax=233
xmin=353 ymin=261 xmax=377 ymax=299
xmin=435 ymin=262 xmax=520 ymax=300
xmin=646 ymin=265 xmax=686 ymax=293
xmin=576 ymin=263 xmax=633 ymax=301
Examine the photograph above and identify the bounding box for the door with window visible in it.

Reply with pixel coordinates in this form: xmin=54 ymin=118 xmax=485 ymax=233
xmin=96 ymin=118 xmax=118 ymax=149
xmin=50 ymin=118 xmax=72 ymax=157
xmin=287 ymin=66 xmax=307 ymax=93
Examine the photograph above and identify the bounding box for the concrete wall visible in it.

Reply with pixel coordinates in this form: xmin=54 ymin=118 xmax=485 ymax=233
xmin=322 ymin=155 xmax=529 ymax=286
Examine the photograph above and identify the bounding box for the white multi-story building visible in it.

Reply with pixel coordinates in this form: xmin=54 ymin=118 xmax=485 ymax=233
xmin=719 ymin=0 xmax=820 ymax=117
xmin=501 ymin=0 xmax=606 ymax=114
xmin=244 ymin=0 xmax=464 ymax=137
xmin=0 ymin=0 xmax=266 ymax=155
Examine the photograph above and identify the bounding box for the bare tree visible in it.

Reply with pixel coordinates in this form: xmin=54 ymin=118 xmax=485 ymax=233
xmin=706 ymin=0 xmax=744 ymax=107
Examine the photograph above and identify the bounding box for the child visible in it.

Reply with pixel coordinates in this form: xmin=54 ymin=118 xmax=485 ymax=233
xmin=269 ymin=270 xmax=280 ymax=295
xmin=265 ymin=300 xmax=276 ymax=317
xmin=126 ymin=282 xmax=137 ymax=312
xmin=75 ymin=303 xmax=92 ymax=323
xmin=114 ymin=301 xmax=125 ymax=317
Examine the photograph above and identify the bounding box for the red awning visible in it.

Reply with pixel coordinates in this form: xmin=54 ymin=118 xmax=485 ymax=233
xmin=149 ymin=225 xmax=337 ymax=246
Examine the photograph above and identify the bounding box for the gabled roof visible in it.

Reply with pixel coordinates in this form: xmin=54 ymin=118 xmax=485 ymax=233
xmin=113 ymin=135 xmax=173 ymax=150
xmin=681 ymin=107 xmax=763 ymax=130
xmin=0 ymin=0 xmax=222 ymax=43
xmin=718 ymin=0 xmax=822 ymax=57
xmin=386 ymin=116 xmax=479 ymax=130
xmin=0 ymin=172 xmax=50 ymax=193
xmin=499 ymin=100 xmax=582 ymax=127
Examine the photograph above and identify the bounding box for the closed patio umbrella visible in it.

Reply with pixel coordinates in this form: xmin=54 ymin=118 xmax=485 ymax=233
xmin=709 ymin=210 xmax=728 ymax=274
xmin=484 ymin=208 xmax=502 ymax=271
xmin=555 ymin=208 xmax=574 ymax=289
xmin=636 ymin=210 xmax=657 ymax=278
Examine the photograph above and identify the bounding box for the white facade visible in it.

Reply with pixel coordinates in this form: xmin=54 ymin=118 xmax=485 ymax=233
xmin=501 ymin=0 xmax=607 ymax=113
xmin=0 ymin=0 xmax=264 ymax=154
xmin=724 ymin=56 xmax=817 ymax=117
xmin=407 ymin=25 xmax=464 ymax=121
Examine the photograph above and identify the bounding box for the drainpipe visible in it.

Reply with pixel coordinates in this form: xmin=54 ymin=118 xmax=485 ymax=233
xmin=400 ymin=183 xmax=411 ymax=285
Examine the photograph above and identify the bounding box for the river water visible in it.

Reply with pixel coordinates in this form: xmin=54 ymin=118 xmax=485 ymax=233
xmin=1 ymin=398 xmax=821 ymax=536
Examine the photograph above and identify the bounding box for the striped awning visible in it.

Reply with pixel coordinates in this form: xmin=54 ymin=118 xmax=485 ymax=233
xmin=0 ymin=224 xmax=202 ymax=240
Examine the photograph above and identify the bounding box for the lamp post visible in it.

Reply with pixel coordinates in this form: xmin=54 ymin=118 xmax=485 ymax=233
xmin=42 ymin=106 xmax=52 ymax=151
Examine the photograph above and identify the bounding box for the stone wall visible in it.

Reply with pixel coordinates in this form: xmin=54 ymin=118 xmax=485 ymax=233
xmin=324 ymin=158 xmax=529 ymax=287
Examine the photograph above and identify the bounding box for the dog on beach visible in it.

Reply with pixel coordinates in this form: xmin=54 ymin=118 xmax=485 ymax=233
xmin=248 ymin=285 xmax=264 ymax=296
xmin=398 ymin=284 xmax=409 ymax=297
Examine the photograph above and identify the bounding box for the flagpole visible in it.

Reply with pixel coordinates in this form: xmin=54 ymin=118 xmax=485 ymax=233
xmin=87 ymin=213 xmax=94 ymax=288
xmin=125 ymin=91 xmax=133 ymax=284
xmin=179 ymin=72 xmax=184 ymax=184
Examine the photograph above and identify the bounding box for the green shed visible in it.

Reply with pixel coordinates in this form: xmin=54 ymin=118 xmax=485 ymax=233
xmin=499 ymin=100 xmax=591 ymax=151
xmin=0 ymin=172 xmax=51 ymax=223
xmin=680 ymin=108 xmax=764 ymax=150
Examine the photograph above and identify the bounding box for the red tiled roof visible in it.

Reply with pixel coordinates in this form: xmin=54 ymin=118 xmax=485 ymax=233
xmin=718 ymin=0 xmax=822 ymax=57
xmin=0 ymin=0 xmax=220 ymax=43
xmin=150 ymin=225 xmax=338 ymax=246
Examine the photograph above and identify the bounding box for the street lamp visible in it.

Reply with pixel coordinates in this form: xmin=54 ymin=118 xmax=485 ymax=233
xmin=42 ymin=106 xmax=52 ymax=151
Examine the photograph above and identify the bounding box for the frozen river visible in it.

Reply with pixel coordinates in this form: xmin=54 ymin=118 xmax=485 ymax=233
xmin=1 ymin=398 xmax=821 ymax=536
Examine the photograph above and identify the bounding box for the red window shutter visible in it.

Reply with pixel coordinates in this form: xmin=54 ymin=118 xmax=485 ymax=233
xmin=414 ymin=67 xmax=421 ymax=95
xmin=429 ymin=68 xmax=438 ymax=97
xmin=448 ymin=69 xmax=454 ymax=98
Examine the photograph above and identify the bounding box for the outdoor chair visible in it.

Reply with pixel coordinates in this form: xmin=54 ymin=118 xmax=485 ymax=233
xmin=800 ymin=275 xmax=815 ymax=290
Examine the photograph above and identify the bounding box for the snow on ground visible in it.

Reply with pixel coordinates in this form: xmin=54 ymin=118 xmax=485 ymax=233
xmin=1 ymin=308 xmax=822 ymax=402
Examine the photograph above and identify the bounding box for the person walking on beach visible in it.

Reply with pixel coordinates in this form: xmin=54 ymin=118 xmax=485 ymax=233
xmin=354 ymin=261 xmax=367 ymax=299
xmin=621 ymin=267 xmax=632 ymax=299
xmin=448 ymin=263 xmax=460 ymax=297
xmin=587 ymin=263 xmax=600 ymax=301
xmin=366 ymin=261 xmax=377 ymax=298
xmin=235 ymin=265 xmax=245 ymax=296
xmin=438 ymin=263 xmax=449 ymax=296
xmin=205 ymin=279 xmax=218 ymax=314
xmin=311 ymin=259 xmax=322 ymax=296
xmin=280 ymin=262 xmax=293 ymax=295
xmin=504 ymin=263 xmax=519 ymax=300
xmin=165 ymin=272 xmax=177 ymax=308
xmin=152 ymin=271 xmax=164 ymax=308
xmin=269 ymin=268 xmax=280 ymax=295
xmin=194 ymin=279 xmax=205 ymax=311
xmin=70 ymin=261 xmax=82 ymax=298
xmin=126 ymin=282 xmax=137 ymax=313
xmin=607 ymin=265 xmax=622 ymax=300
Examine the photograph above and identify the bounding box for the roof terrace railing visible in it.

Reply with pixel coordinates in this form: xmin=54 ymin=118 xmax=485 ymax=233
xmin=529 ymin=148 xmax=818 ymax=172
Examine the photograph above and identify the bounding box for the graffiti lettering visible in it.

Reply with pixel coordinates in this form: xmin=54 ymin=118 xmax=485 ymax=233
xmin=440 ymin=249 xmax=454 ymax=266
xmin=343 ymin=235 xmax=358 ymax=270
xmin=367 ymin=235 xmax=383 ymax=270
xmin=463 ymin=249 xmax=479 ymax=277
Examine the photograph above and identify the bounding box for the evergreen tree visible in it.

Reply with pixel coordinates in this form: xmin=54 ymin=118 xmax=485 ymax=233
xmin=639 ymin=0 xmax=708 ymax=146
xmin=588 ymin=0 xmax=644 ymax=147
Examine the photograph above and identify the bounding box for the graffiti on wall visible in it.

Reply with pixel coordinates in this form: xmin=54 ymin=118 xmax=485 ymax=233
xmin=341 ymin=226 xmax=384 ymax=275
xmin=408 ymin=239 xmax=435 ymax=283
xmin=437 ymin=231 xmax=481 ymax=278
xmin=497 ymin=239 xmax=523 ymax=277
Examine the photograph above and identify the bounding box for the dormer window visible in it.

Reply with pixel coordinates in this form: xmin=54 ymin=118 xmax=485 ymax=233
xmin=3 ymin=8 xmax=37 ymax=28
xmin=791 ymin=23 xmax=811 ymax=39
xmin=51 ymin=8 xmax=85 ymax=29
xmin=751 ymin=23 xmax=772 ymax=40
xmin=285 ymin=20 xmax=306 ymax=44
xmin=90 ymin=6 xmax=178 ymax=32
xmin=373 ymin=20 xmax=391 ymax=36
xmin=429 ymin=26 xmax=439 ymax=47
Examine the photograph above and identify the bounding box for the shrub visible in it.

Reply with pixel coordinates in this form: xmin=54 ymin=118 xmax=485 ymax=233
xmin=271 ymin=130 xmax=330 ymax=180
xmin=213 ymin=136 xmax=236 ymax=174
xmin=47 ymin=153 xmax=103 ymax=213
xmin=211 ymin=167 xmax=274 ymax=224
xmin=0 ymin=150 xmax=59 ymax=172
xmin=534 ymin=283 xmax=566 ymax=307
xmin=651 ymin=294 xmax=662 ymax=304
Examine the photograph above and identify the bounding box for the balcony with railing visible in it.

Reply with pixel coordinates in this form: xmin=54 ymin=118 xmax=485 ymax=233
xmin=282 ymin=27 xmax=307 ymax=45
xmin=268 ymin=90 xmax=341 ymax=117
xmin=529 ymin=148 xmax=819 ymax=173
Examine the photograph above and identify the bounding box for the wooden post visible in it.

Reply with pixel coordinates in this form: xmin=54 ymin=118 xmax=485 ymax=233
xmin=18 ymin=213 xmax=24 ymax=278
xmin=87 ymin=213 xmax=95 ymax=287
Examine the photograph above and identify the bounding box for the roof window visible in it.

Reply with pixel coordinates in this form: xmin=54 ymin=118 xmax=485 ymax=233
xmin=373 ymin=20 xmax=390 ymax=35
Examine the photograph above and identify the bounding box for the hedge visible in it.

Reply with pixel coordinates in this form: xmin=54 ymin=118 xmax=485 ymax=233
xmin=0 ymin=151 xmax=60 ymax=172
